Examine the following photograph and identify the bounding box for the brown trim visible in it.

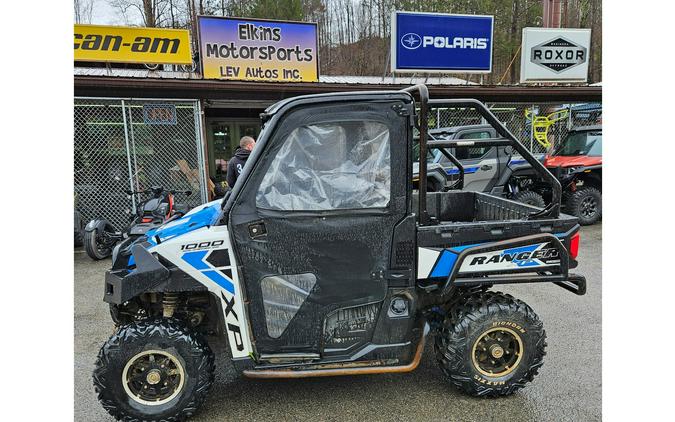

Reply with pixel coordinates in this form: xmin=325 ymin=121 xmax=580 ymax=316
xmin=242 ymin=334 xmax=426 ymax=379
xmin=74 ymin=76 xmax=602 ymax=103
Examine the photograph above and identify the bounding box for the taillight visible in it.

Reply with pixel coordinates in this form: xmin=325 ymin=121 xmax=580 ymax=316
xmin=569 ymin=232 xmax=580 ymax=259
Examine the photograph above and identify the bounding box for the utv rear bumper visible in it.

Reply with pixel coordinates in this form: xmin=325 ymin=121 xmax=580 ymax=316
xmin=452 ymin=272 xmax=587 ymax=295
xmin=103 ymin=244 xmax=170 ymax=305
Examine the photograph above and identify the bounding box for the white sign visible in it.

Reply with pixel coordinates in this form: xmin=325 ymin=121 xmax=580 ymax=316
xmin=520 ymin=27 xmax=591 ymax=83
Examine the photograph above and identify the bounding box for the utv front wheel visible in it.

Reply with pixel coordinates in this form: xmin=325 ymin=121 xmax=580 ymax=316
xmin=434 ymin=291 xmax=546 ymax=397
xmin=566 ymin=187 xmax=601 ymax=225
xmin=93 ymin=319 xmax=215 ymax=421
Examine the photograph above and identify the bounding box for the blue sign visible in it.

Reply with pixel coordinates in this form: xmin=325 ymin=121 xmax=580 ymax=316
xmin=392 ymin=11 xmax=494 ymax=73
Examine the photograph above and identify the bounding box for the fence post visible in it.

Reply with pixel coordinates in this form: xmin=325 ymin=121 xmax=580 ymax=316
xmin=121 ymin=99 xmax=136 ymax=214
xmin=194 ymin=100 xmax=209 ymax=203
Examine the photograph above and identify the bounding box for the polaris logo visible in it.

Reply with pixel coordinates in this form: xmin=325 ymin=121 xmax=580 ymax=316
xmin=531 ymin=37 xmax=587 ymax=73
xmin=401 ymin=32 xmax=488 ymax=50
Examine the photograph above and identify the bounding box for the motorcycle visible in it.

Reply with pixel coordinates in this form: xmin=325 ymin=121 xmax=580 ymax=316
xmin=84 ymin=186 xmax=191 ymax=260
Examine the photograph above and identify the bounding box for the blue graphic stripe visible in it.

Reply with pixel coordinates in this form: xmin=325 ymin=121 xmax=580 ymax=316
xmin=202 ymin=270 xmax=235 ymax=294
xmin=181 ymin=249 xmax=236 ymax=294
xmin=446 ymin=166 xmax=479 ymax=175
xmin=181 ymin=250 xmax=210 ymax=270
xmin=430 ymin=250 xmax=458 ymax=278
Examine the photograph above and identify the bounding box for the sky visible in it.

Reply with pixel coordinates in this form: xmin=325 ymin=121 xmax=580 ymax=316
xmin=86 ymin=0 xmax=136 ymax=25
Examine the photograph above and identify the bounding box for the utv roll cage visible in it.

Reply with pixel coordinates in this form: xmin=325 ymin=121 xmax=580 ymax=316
xmin=402 ymin=85 xmax=562 ymax=226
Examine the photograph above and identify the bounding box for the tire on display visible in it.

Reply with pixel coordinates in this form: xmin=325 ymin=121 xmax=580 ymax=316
xmin=434 ymin=291 xmax=546 ymax=397
xmin=511 ymin=190 xmax=546 ymax=208
xmin=566 ymin=187 xmax=601 ymax=225
xmin=93 ymin=318 xmax=215 ymax=422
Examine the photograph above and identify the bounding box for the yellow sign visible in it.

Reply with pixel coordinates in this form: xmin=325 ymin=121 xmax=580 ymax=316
xmin=74 ymin=24 xmax=192 ymax=65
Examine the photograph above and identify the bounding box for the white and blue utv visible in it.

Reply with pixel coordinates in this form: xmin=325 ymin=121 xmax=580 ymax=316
xmin=93 ymin=86 xmax=586 ymax=421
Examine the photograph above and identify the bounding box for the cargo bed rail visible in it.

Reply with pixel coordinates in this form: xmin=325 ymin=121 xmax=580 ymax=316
xmin=401 ymin=85 xmax=562 ymax=226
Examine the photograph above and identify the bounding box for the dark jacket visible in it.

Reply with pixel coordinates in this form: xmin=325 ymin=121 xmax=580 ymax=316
xmin=226 ymin=147 xmax=251 ymax=188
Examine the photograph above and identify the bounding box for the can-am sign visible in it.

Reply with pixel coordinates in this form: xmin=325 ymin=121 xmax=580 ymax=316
xmin=391 ymin=11 xmax=493 ymax=73
xmin=520 ymin=28 xmax=591 ymax=83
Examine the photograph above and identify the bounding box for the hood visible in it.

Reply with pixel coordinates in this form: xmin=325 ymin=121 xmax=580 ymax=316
xmin=145 ymin=199 xmax=223 ymax=244
xmin=234 ymin=147 xmax=251 ymax=159
xmin=545 ymin=155 xmax=602 ymax=168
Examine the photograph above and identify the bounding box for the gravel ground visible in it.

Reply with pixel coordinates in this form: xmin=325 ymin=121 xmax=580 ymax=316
xmin=75 ymin=223 xmax=601 ymax=422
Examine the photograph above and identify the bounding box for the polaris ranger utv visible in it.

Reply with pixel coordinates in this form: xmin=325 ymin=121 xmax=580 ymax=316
xmin=93 ymin=85 xmax=586 ymax=421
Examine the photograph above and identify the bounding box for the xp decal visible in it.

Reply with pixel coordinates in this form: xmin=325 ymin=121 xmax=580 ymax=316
xmin=459 ymin=242 xmax=560 ymax=273
xmin=152 ymin=225 xmax=253 ymax=358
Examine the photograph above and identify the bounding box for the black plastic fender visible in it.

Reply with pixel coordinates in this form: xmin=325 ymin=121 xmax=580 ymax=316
xmin=85 ymin=218 xmax=116 ymax=234
xmin=103 ymin=244 xmax=170 ymax=304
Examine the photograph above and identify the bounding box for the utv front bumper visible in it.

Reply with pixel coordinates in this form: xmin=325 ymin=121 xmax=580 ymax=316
xmin=103 ymin=244 xmax=170 ymax=305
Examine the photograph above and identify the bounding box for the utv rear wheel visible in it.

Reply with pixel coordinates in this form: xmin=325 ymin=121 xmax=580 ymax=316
xmin=93 ymin=318 xmax=215 ymax=422
xmin=511 ymin=191 xmax=546 ymax=208
xmin=566 ymin=187 xmax=601 ymax=225
xmin=434 ymin=291 xmax=546 ymax=397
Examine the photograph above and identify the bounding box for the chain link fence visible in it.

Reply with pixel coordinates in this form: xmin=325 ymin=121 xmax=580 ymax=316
xmin=427 ymin=102 xmax=602 ymax=154
xmin=74 ymin=98 xmax=208 ymax=230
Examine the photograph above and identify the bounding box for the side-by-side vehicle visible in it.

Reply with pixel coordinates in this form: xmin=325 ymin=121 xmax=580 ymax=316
xmin=93 ymin=85 xmax=586 ymax=421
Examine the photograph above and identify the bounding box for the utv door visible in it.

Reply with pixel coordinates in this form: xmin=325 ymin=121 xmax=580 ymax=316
xmin=228 ymin=94 xmax=412 ymax=355
xmin=451 ymin=128 xmax=499 ymax=192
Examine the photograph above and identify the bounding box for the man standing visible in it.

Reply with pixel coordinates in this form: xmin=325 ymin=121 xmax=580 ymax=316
xmin=226 ymin=136 xmax=256 ymax=188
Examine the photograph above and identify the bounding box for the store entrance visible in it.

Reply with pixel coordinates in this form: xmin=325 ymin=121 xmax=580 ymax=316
xmin=206 ymin=119 xmax=261 ymax=187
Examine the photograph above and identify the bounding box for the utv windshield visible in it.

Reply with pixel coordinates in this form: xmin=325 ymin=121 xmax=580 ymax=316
xmin=553 ymin=131 xmax=602 ymax=156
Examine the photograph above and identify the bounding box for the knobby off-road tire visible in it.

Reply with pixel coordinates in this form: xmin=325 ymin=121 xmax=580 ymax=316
xmin=511 ymin=190 xmax=546 ymax=208
xmin=93 ymin=318 xmax=215 ymax=422
xmin=84 ymin=229 xmax=113 ymax=260
xmin=566 ymin=187 xmax=601 ymax=225
xmin=434 ymin=291 xmax=546 ymax=397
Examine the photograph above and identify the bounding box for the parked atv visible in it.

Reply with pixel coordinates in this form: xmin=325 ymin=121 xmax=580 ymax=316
xmin=93 ymin=86 xmax=586 ymax=421
xmin=84 ymin=186 xmax=191 ymax=260
xmin=413 ymin=124 xmax=547 ymax=207
xmin=546 ymin=125 xmax=602 ymax=225
xmin=517 ymin=125 xmax=602 ymax=225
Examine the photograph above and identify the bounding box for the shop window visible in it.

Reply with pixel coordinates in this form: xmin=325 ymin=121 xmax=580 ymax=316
xmin=256 ymin=121 xmax=391 ymax=211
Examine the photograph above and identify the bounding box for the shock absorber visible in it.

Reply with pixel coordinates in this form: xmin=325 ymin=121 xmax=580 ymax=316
xmin=162 ymin=293 xmax=180 ymax=318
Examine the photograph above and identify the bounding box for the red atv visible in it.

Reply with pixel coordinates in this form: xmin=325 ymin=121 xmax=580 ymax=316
xmin=544 ymin=125 xmax=602 ymax=225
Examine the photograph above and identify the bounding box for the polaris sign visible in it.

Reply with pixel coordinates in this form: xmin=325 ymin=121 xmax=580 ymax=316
xmin=520 ymin=28 xmax=591 ymax=83
xmin=391 ymin=11 xmax=494 ymax=73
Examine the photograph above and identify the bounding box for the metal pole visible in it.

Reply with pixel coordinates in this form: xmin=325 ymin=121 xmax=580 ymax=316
xmin=121 ymin=99 xmax=136 ymax=214
xmin=126 ymin=101 xmax=140 ymax=192
xmin=195 ymin=100 xmax=209 ymax=203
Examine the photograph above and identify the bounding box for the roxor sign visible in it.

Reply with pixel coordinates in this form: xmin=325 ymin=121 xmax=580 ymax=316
xmin=520 ymin=28 xmax=591 ymax=83
xmin=391 ymin=11 xmax=494 ymax=73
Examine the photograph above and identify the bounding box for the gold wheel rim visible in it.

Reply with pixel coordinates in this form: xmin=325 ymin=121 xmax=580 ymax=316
xmin=122 ymin=349 xmax=185 ymax=406
xmin=471 ymin=326 xmax=523 ymax=377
